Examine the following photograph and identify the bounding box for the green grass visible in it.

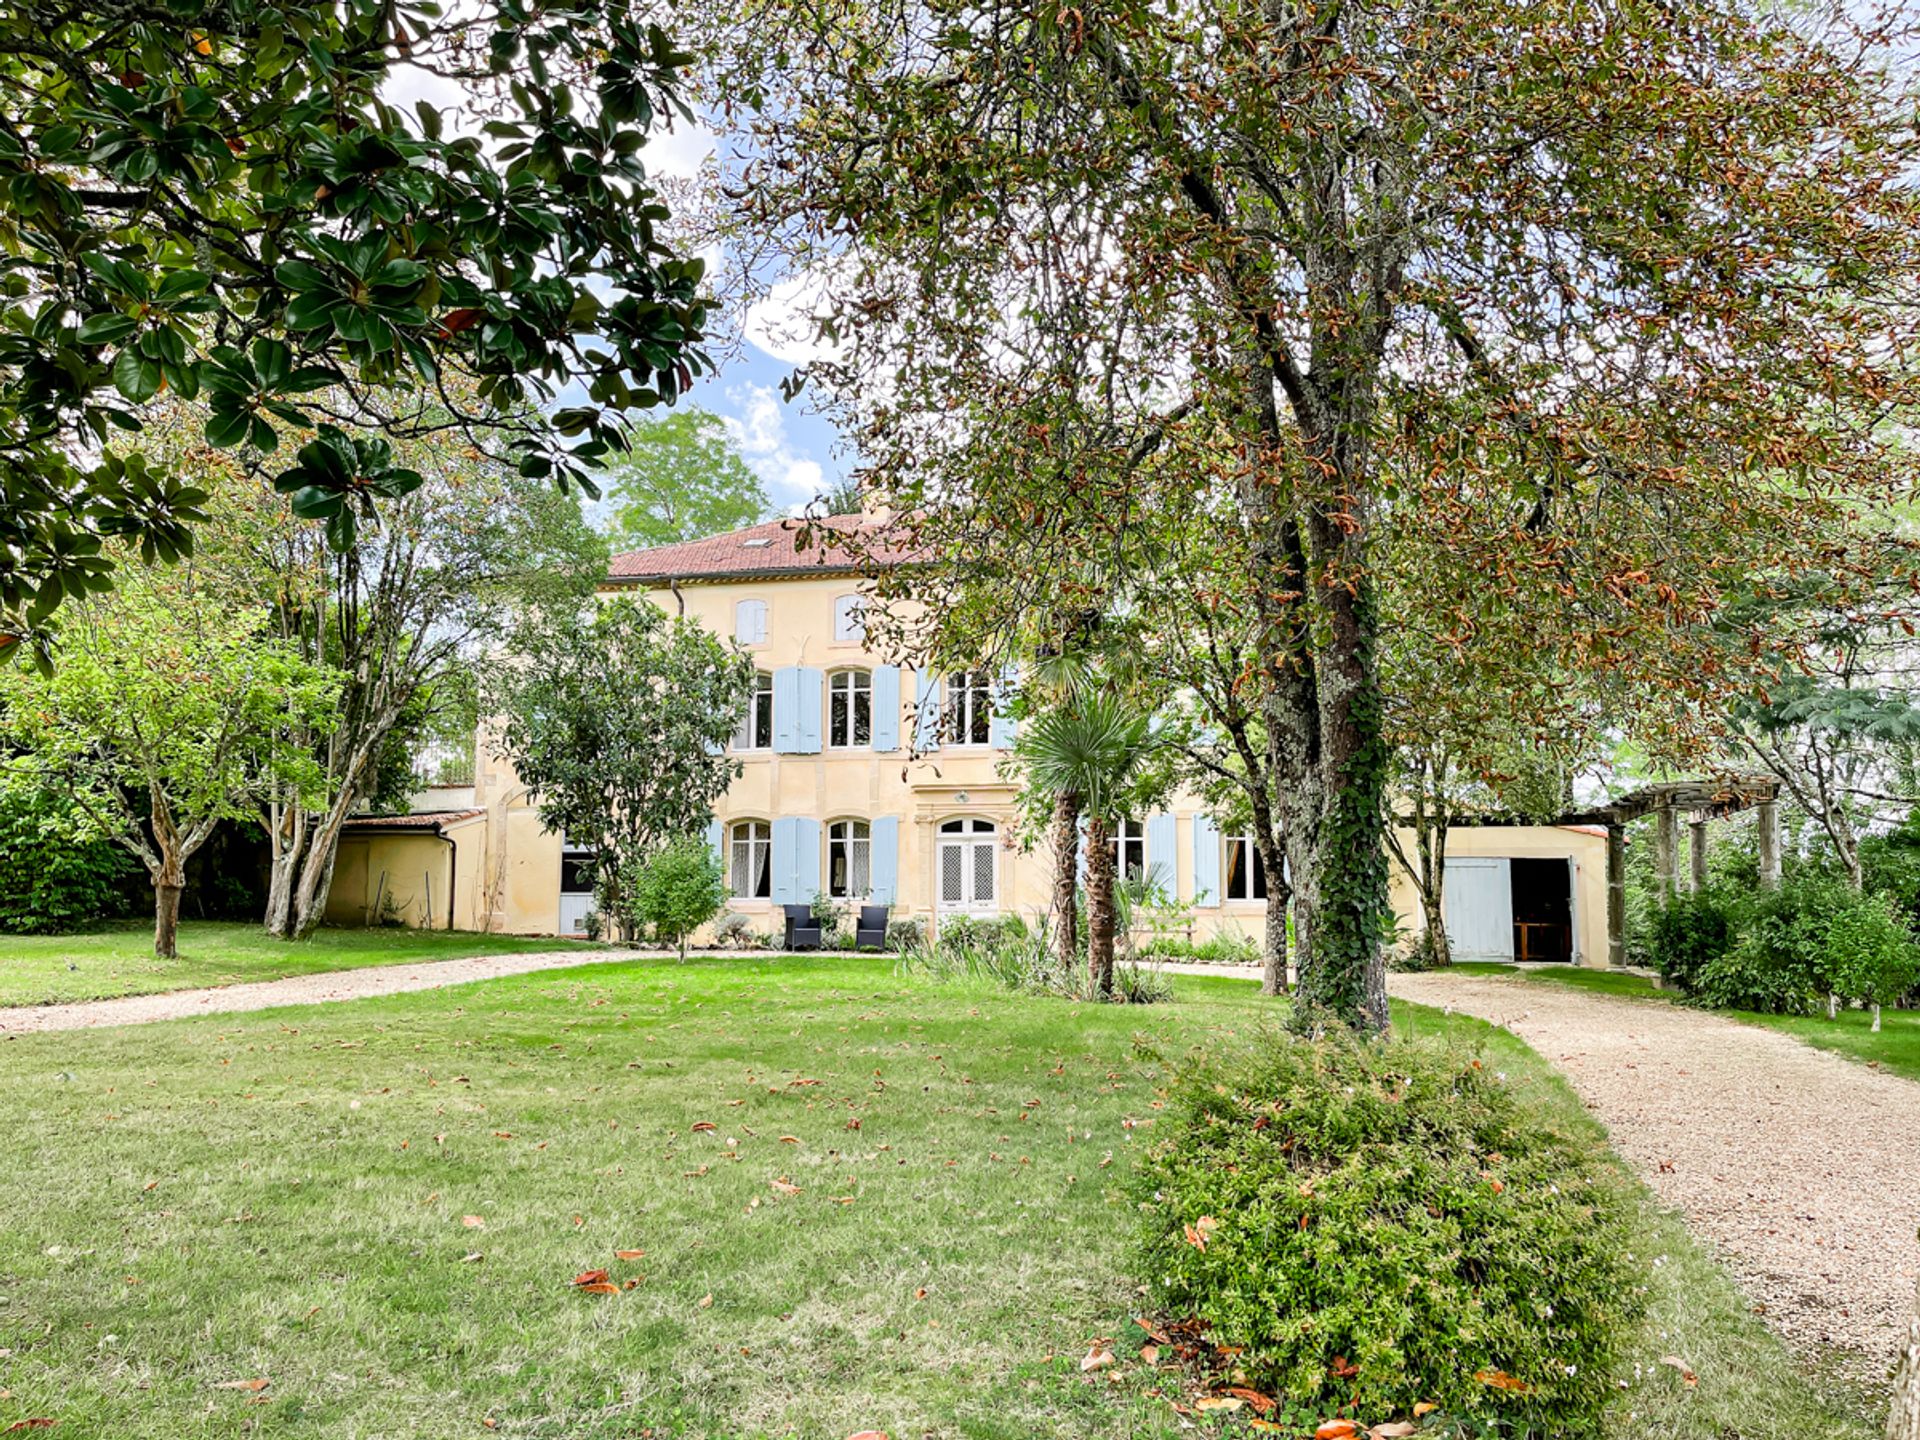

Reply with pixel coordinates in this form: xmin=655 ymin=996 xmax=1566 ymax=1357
xmin=0 ymin=920 xmax=601 ymax=1007
xmin=1447 ymin=961 xmax=1920 ymax=1082
xmin=0 ymin=956 xmax=1868 ymax=1439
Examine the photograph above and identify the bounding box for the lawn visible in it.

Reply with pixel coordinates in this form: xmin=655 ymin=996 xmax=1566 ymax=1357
xmin=1447 ymin=961 xmax=1920 ymax=1082
xmin=0 ymin=920 xmax=602 ymax=1008
xmin=0 ymin=956 xmax=1868 ymax=1439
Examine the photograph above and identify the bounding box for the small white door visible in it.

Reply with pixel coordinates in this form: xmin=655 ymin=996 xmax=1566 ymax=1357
xmin=1443 ymin=857 xmax=1514 ymax=960
xmin=937 ymin=818 xmax=998 ymax=914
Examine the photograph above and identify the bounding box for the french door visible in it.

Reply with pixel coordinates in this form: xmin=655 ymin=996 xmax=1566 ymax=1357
xmin=937 ymin=818 xmax=998 ymax=913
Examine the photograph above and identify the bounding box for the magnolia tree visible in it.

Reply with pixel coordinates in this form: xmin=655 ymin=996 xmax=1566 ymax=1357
xmin=0 ymin=0 xmax=709 ymax=661
xmin=1 ymin=562 xmax=336 ymax=956
xmin=702 ymin=0 xmax=1920 ymax=1030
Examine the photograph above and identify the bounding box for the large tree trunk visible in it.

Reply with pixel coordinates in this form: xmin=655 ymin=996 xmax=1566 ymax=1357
xmin=1046 ymin=790 xmax=1082 ymax=977
xmin=1891 ymin=1272 xmax=1920 ymax=1440
xmin=152 ymin=857 xmax=185 ymax=960
xmin=1262 ymin=885 xmax=1289 ymax=995
xmin=1084 ymin=812 xmax=1117 ymax=998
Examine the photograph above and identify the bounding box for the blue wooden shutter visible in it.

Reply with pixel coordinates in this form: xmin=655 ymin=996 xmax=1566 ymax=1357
xmin=770 ymin=817 xmax=797 ymax=904
xmin=870 ymin=816 xmax=900 ymax=904
xmin=1145 ymin=813 xmax=1177 ymax=894
xmin=1192 ymin=815 xmax=1221 ymax=907
xmin=913 ymin=670 xmax=941 ymax=752
xmin=871 ymin=666 xmax=901 ymax=751
xmin=989 ymin=664 xmax=1019 ymax=749
xmin=794 ymin=667 xmax=823 ymax=754
xmin=792 ymin=818 xmax=821 ymax=901
xmin=705 ymin=820 xmax=724 ymax=867
xmin=772 ymin=667 xmax=799 ymax=752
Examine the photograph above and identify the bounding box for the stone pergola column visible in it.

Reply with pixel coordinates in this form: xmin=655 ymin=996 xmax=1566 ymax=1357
xmin=1757 ymin=801 xmax=1782 ymax=890
xmin=1688 ymin=812 xmax=1709 ymax=892
xmin=1606 ymin=822 xmax=1626 ymax=968
xmin=1654 ymin=805 xmax=1677 ymax=900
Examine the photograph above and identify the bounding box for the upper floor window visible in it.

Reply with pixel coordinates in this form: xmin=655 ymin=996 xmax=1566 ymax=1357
xmin=735 ymin=598 xmax=769 ymax=646
xmin=733 ymin=672 xmax=774 ymax=750
xmin=827 ymin=819 xmax=871 ymax=898
xmin=945 ymin=669 xmax=993 ymax=746
xmin=833 ymin=594 xmax=866 ymax=643
xmin=828 ymin=669 xmax=872 ymax=748
xmin=1112 ymin=818 xmax=1147 ymax=885
xmin=728 ymin=821 xmax=772 ymax=899
xmin=1226 ymin=834 xmax=1268 ymax=901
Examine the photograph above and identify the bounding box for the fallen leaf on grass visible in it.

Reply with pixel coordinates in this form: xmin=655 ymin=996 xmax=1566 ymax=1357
xmin=1195 ymin=1396 xmax=1243 ymax=1413
xmin=460 ymin=1252 xmax=483 ymax=1264
xmin=1369 ymin=1424 xmax=1418 ymax=1438
xmin=1658 ymin=1355 xmax=1698 ymax=1387
xmin=845 ymin=1432 xmax=889 ymax=1440
xmin=698 ymin=1293 xmax=713 ymax=1309
xmin=1412 ymin=1403 xmax=1436 ymax=1417
xmin=1224 ymin=1386 xmax=1275 ymax=1414
xmin=4 ymin=1422 xmax=56 ymax=1432
xmin=1080 ymin=1347 xmax=1115 ymax=1372
xmin=213 ymin=1379 xmax=269 ymax=1392
xmin=575 ymin=1281 xmax=619 ymax=1295
xmin=614 ymin=1249 xmax=645 ymax=1261
xmin=691 ymin=1121 xmax=717 ymax=1133
xmin=770 ymin=1178 xmax=802 ymax=1197
xmin=1474 ymin=1369 xmax=1533 ymax=1394
xmin=779 ymin=1135 xmax=800 ymax=1144
xmin=461 ymin=1216 xmax=485 ymax=1229
xmin=573 ymin=1269 xmax=611 ymax=1286
xmin=1182 ymin=1215 xmax=1219 ymax=1251
xmin=1139 ymin=1344 xmax=1159 ymax=1365
xmin=1313 ymin=1422 xmax=1358 ymax=1440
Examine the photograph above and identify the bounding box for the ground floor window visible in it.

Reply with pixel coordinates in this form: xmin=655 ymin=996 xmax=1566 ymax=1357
xmin=828 ymin=819 xmax=871 ymax=898
xmin=938 ymin=817 xmax=997 ymax=910
xmin=729 ymin=821 xmax=772 ymax=899
xmin=1226 ymin=834 xmax=1268 ymax=901
xmin=1111 ymin=818 xmax=1147 ymax=884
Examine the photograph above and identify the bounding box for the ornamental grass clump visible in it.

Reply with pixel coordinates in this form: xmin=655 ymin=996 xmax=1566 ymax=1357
xmin=1136 ymin=1032 xmax=1640 ymax=1437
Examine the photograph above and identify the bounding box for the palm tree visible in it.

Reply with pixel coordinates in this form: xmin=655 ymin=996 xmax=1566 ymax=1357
xmin=1019 ymin=693 xmax=1157 ymax=997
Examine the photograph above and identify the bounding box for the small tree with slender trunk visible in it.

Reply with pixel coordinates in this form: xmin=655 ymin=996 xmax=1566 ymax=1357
xmin=3 ymin=564 xmax=336 ymax=957
xmin=1018 ymin=694 xmax=1159 ymax=998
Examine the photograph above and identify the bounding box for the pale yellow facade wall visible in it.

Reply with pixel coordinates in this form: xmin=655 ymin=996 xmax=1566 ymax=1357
xmin=456 ymin=568 xmax=1610 ymax=964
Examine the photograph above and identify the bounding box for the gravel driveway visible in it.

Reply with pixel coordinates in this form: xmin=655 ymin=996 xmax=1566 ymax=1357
xmin=0 ymin=947 xmax=649 ymax=1035
xmin=1392 ymin=970 xmax=1920 ymax=1373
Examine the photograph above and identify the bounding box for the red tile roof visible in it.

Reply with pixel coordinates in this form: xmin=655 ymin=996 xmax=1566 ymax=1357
xmin=342 ymin=809 xmax=485 ymax=832
xmin=605 ymin=514 xmax=916 ymax=584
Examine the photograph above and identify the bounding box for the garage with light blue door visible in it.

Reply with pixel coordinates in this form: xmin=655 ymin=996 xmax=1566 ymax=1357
xmin=1443 ymin=855 xmax=1575 ymax=963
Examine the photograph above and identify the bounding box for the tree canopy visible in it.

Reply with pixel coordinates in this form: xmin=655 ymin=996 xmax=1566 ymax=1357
xmin=602 ymin=407 xmax=772 ymax=551
xmin=0 ymin=0 xmax=710 ymax=660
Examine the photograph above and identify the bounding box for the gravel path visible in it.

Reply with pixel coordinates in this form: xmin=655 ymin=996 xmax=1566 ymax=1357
xmin=1391 ymin=970 xmax=1920 ymax=1372
xmin=0 ymin=948 xmax=650 ymax=1035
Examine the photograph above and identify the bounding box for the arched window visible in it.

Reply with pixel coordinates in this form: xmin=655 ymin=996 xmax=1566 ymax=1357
xmin=937 ymin=817 xmax=998 ymax=910
xmin=733 ymin=672 xmax=774 ymax=750
xmin=828 ymin=669 xmax=872 ymax=748
xmin=833 ymin=594 xmax=866 ymax=643
xmin=827 ymin=819 xmax=871 ymax=897
xmin=734 ymin=598 xmax=769 ymax=645
xmin=728 ymin=821 xmax=772 ymax=899
xmin=1111 ymin=818 xmax=1147 ymax=884
xmin=1225 ymin=834 xmax=1268 ymax=901
xmin=945 ymin=670 xmax=993 ymax=745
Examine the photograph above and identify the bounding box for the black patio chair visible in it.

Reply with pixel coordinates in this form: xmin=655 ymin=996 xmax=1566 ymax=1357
xmin=783 ymin=903 xmax=823 ymax=951
xmin=855 ymin=904 xmax=891 ymax=951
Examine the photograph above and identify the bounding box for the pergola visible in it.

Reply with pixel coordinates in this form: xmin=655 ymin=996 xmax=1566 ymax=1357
xmin=1557 ymin=776 xmax=1783 ymax=967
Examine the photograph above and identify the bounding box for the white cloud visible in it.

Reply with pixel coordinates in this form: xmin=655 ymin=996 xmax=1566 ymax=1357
xmin=741 ymin=267 xmax=847 ymax=367
xmin=724 ymin=383 xmax=826 ymax=510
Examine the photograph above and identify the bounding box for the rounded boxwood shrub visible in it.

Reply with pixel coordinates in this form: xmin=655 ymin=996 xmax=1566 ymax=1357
xmin=1645 ymin=889 xmax=1737 ymax=995
xmin=1135 ymin=1033 xmax=1639 ymax=1437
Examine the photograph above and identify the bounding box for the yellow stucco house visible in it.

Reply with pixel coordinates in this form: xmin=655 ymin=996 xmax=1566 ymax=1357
xmin=328 ymin=515 xmax=1610 ymax=964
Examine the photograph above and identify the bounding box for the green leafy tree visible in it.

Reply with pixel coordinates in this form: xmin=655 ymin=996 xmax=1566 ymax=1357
xmin=0 ymin=1 xmax=710 ymax=659
xmin=1017 ymin=693 xmax=1162 ymax=998
xmin=1 ymin=564 xmax=338 ymax=957
xmin=491 ymin=596 xmax=752 ymax=920
xmin=710 ymin=0 xmax=1920 ymax=1031
xmin=620 ymin=836 xmax=728 ymax=958
xmin=603 ymin=408 xmax=773 ymax=550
